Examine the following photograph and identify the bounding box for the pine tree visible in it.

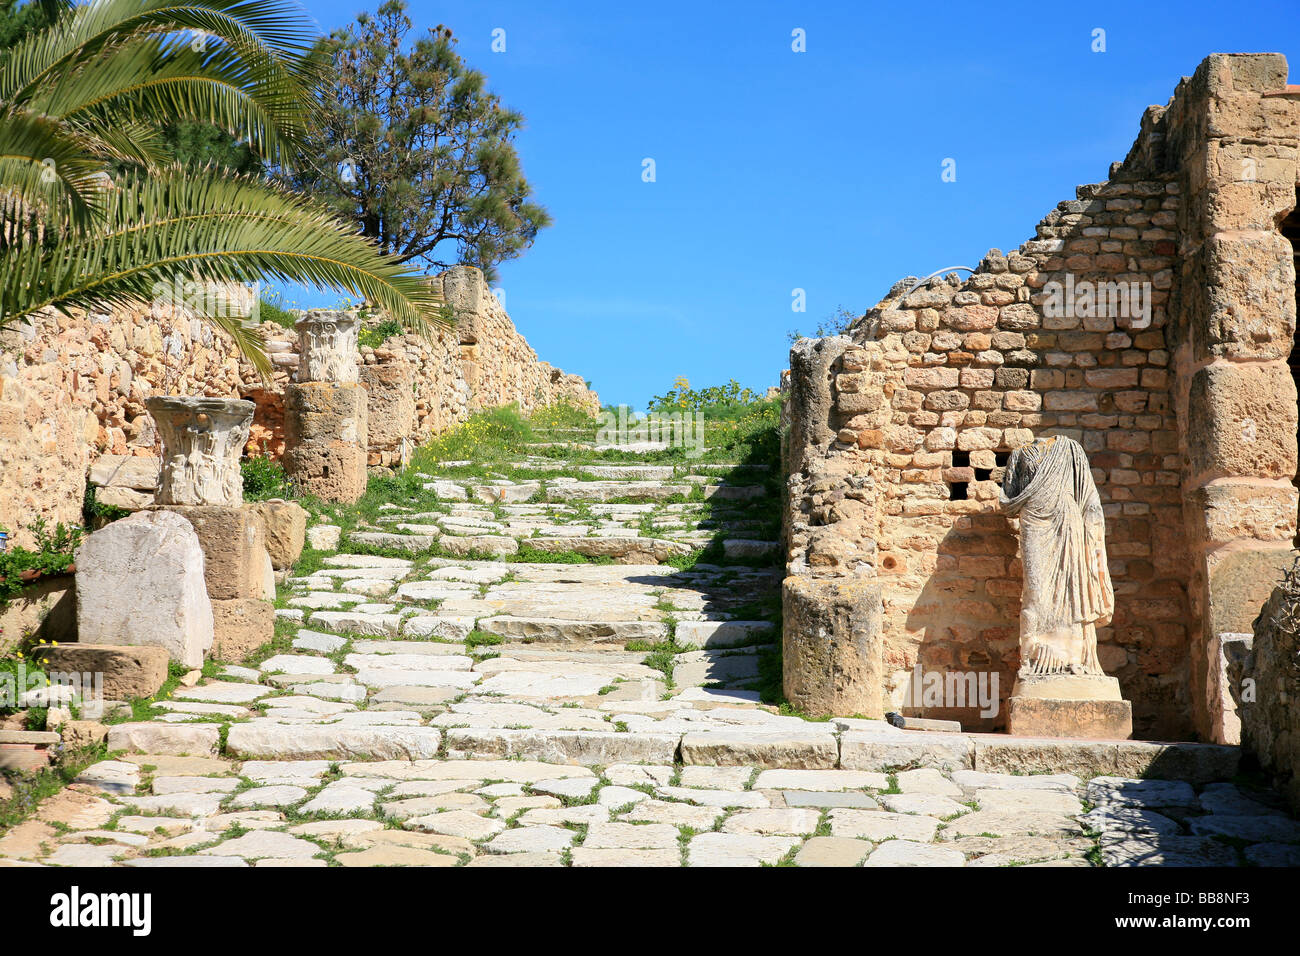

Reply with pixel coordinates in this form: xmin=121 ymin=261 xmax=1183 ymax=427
xmin=289 ymin=0 xmax=550 ymax=280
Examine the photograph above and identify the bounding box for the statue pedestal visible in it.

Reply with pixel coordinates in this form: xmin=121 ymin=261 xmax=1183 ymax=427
xmin=1005 ymin=674 xmax=1133 ymax=740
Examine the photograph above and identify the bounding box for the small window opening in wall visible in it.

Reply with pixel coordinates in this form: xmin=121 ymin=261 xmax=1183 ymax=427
xmin=322 ymin=465 xmax=330 ymax=479
xmin=974 ymin=468 xmax=992 ymax=481
xmin=951 ymin=450 xmax=970 ymax=467
xmin=994 ymin=450 xmax=1011 ymax=467
xmin=949 ymin=481 xmax=969 ymax=500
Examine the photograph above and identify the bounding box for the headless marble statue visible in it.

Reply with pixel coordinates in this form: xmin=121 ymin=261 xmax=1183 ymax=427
xmin=999 ymin=435 xmax=1114 ymax=678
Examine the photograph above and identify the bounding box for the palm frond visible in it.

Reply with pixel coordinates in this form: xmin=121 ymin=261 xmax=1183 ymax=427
xmin=0 ymin=166 xmax=450 ymax=353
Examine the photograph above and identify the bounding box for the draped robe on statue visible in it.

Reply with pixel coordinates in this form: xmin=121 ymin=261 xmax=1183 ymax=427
xmin=999 ymin=436 xmax=1114 ymax=677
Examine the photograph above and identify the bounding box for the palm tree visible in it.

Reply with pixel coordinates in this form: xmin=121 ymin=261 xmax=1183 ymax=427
xmin=0 ymin=0 xmax=448 ymax=374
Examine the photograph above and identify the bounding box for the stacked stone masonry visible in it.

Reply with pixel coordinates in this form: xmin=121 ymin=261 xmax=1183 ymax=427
xmin=0 ymin=265 xmax=597 ymax=545
xmin=782 ymin=54 xmax=1300 ymax=746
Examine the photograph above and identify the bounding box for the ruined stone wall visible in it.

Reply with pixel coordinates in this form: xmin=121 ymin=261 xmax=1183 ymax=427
xmin=0 ymin=265 xmax=597 ymax=538
xmin=783 ymin=53 xmax=1300 ymax=743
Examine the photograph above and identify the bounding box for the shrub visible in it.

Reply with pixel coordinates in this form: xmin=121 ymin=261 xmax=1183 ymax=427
xmin=242 ymin=454 xmax=293 ymax=501
xmin=358 ymin=318 xmax=404 ymax=349
xmin=257 ymin=290 xmax=298 ymax=329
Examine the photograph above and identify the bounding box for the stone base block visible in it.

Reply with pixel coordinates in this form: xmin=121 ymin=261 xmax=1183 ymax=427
xmin=782 ymin=576 xmax=883 ymax=719
xmin=1006 ymin=697 xmax=1133 ymax=740
xmin=165 ymin=505 xmax=268 ymax=600
xmin=284 ymin=383 xmax=369 ymax=504
xmin=251 ymin=499 xmax=307 ymax=570
xmin=210 ymin=598 xmax=276 ymax=663
xmin=0 ymin=730 xmax=59 ymax=772
xmin=76 ymin=510 xmax=213 ymax=668
xmin=36 ymin=644 xmax=169 ymax=701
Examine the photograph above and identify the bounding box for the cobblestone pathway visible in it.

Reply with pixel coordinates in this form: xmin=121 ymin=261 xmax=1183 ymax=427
xmin=3 ymin=435 xmax=1299 ymax=867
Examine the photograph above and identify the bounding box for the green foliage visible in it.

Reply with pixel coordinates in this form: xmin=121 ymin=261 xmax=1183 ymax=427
xmin=788 ymin=305 xmax=858 ymax=343
xmin=242 ymin=454 xmax=293 ymax=501
xmin=647 ymin=376 xmax=763 ymax=420
xmin=287 ymin=0 xmax=551 ymax=279
xmin=0 ymin=0 xmax=450 ymax=367
xmin=162 ymin=120 xmax=265 ymax=175
xmin=358 ymin=318 xmax=404 ymax=348
xmin=81 ymin=484 xmax=129 ymax=529
xmin=409 ymin=405 xmax=534 ymax=467
xmin=256 ymin=289 xmax=298 ymax=329
xmin=0 ymin=519 xmax=82 ymax=610
xmin=530 ymin=400 xmax=596 ymax=430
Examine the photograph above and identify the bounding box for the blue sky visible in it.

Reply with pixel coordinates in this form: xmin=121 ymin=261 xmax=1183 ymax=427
xmin=279 ymin=0 xmax=1300 ymax=409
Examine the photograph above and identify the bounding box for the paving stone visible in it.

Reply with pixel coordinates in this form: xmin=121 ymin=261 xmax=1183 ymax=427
xmin=260 ymin=655 xmax=336 ymax=675
xmin=879 ymin=793 xmax=972 ymax=818
xmin=239 ymin=760 xmax=333 ymax=784
xmin=583 ymin=822 xmax=678 ymax=849
xmin=45 ymin=844 xmax=124 ymax=866
xmin=495 ymin=796 xmax=562 ymax=818
xmin=381 ymin=793 xmax=489 ymax=819
xmin=678 ymin=766 xmax=752 ymax=790
xmin=864 ymin=840 xmax=965 ymax=867
xmin=679 ymin=729 xmax=837 ymax=769
xmin=152 ymin=775 xmax=240 ymax=795
xmin=687 ymin=832 xmax=799 ymax=867
xmin=974 ymin=789 xmax=1082 ymax=814
xmin=174 ymin=682 xmax=271 ymax=704
xmin=949 ymin=770 xmax=1079 ymax=791
xmin=1080 ymin=806 xmax=1183 ymax=836
xmin=339 ymin=759 xmax=595 ymax=784
xmin=721 ymin=808 xmax=821 ymax=836
xmin=124 ymin=856 xmax=248 ymax=867
xmin=293 ymin=630 xmax=346 ymax=653
xmin=73 ymin=760 xmax=140 ymax=795
xmin=446 ymin=728 xmax=679 ymax=765
xmin=1086 ymin=776 xmax=1197 ymax=808
xmin=598 ymin=786 xmax=651 ymax=808
xmin=619 ymin=800 xmax=727 ymax=829
xmin=205 ymin=811 xmax=285 ymax=831
xmin=1244 ymin=843 xmax=1300 ymax=866
xmin=403 ymin=810 xmax=505 ymax=841
xmin=289 ymin=819 xmax=385 ymax=839
xmin=754 ymin=769 xmax=889 ymax=791
xmin=654 ymin=786 xmax=769 ymax=808
xmin=117 ymin=792 xmax=225 ymax=816
xmin=515 ymin=804 xmax=610 ymax=826
xmin=783 ymin=790 xmax=878 ymax=809
xmin=828 ymin=809 xmax=939 ymax=842
xmin=299 ymin=784 xmax=377 ymax=815
xmin=794 ymin=836 xmax=872 ymax=867
xmin=335 ymin=845 xmax=459 ymax=867
xmin=199 ymin=831 xmax=321 ymax=860
xmin=603 ymin=765 xmax=675 ymax=788
xmin=484 ymin=825 xmax=576 ymax=854
xmin=227 ymin=785 xmax=308 ymax=809
xmin=840 ymin=730 xmax=973 ymax=772
xmin=107 ymin=723 xmax=220 ymax=756
xmin=225 ymin=723 xmax=442 ymax=760
xmin=1198 ymin=783 xmax=1288 ymax=817
xmin=571 ymin=847 xmax=680 ymax=867
xmin=895 ymin=768 xmax=964 ymax=796
xmin=939 ymin=809 xmax=1085 ymax=840
xmin=953 ymin=835 xmax=1083 ymax=865
xmin=1187 ymin=814 xmax=1300 ymax=843
xmin=466 ymin=851 xmax=563 ymax=867
xmin=674 ymin=620 xmax=776 ymax=648
xmin=530 ymin=777 xmax=599 ymax=799
xmin=1100 ymin=835 xmax=1239 ymax=867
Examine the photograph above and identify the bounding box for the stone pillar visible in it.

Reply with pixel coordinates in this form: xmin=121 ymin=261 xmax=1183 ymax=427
xmin=782 ymin=576 xmax=883 ymax=718
xmin=1168 ymin=54 xmax=1300 ymax=741
xmin=282 ymin=311 xmax=368 ymax=502
xmin=146 ymin=396 xmax=254 ymax=506
xmin=147 ymin=395 xmax=274 ymax=662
